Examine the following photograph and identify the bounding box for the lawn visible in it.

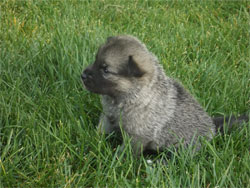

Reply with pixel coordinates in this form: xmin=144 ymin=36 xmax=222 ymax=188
xmin=0 ymin=0 xmax=249 ymax=187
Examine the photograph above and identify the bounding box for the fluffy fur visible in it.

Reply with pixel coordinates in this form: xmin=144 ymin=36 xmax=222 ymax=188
xmin=82 ymin=35 xmax=247 ymax=155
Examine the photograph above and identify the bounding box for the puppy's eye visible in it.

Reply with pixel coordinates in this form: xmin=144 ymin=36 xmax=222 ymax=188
xmin=103 ymin=66 xmax=109 ymax=73
xmin=101 ymin=64 xmax=109 ymax=73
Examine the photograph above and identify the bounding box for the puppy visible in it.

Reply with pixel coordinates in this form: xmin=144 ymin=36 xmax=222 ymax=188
xmin=82 ymin=35 xmax=248 ymax=155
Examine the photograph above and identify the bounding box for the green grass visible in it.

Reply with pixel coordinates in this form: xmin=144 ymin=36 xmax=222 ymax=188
xmin=0 ymin=0 xmax=250 ymax=187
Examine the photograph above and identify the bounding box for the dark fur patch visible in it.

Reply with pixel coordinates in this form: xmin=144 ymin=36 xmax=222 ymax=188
xmin=118 ymin=56 xmax=145 ymax=78
xmin=213 ymin=114 xmax=249 ymax=133
xmin=173 ymin=81 xmax=186 ymax=101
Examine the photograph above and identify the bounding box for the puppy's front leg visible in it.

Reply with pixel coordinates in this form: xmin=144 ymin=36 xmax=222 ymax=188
xmin=97 ymin=113 xmax=115 ymax=134
xmin=119 ymin=134 xmax=149 ymax=157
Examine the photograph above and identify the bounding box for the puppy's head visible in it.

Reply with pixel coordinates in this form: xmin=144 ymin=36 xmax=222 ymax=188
xmin=82 ymin=35 xmax=155 ymax=97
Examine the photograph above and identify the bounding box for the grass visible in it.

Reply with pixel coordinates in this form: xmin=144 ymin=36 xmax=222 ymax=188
xmin=0 ymin=0 xmax=250 ymax=187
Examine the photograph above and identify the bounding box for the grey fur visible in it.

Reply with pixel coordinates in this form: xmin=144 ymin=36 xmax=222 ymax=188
xmin=82 ymin=35 xmax=243 ymax=155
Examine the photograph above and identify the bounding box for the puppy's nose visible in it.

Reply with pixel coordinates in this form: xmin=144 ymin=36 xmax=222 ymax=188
xmin=82 ymin=68 xmax=92 ymax=80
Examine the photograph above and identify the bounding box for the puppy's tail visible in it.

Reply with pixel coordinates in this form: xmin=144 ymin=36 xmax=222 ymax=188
xmin=213 ymin=113 xmax=249 ymax=134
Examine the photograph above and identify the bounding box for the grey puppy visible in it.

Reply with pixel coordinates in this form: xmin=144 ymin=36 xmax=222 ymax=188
xmin=82 ymin=35 xmax=248 ymax=155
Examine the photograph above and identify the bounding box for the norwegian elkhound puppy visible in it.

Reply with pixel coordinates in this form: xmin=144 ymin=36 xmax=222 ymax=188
xmin=81 ymin=35 xmax=248 ymax=155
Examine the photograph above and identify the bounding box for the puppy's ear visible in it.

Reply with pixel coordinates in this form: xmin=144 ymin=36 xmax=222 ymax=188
xmin=107 ymin=36 xmax=115 ymax=43
xmin=128 ymin=56 xmax=145 ymax=77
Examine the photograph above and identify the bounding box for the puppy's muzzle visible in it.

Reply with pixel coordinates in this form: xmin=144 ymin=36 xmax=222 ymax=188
xmin=81 ymin=68 xmax=93 ymax=81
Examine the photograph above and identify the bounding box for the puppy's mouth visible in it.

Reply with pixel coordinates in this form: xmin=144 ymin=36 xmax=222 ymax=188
xmin=81 ymin=76 xmax=100 ymax=94
xmin=81 ymin=77 xmax=92 ymax=91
